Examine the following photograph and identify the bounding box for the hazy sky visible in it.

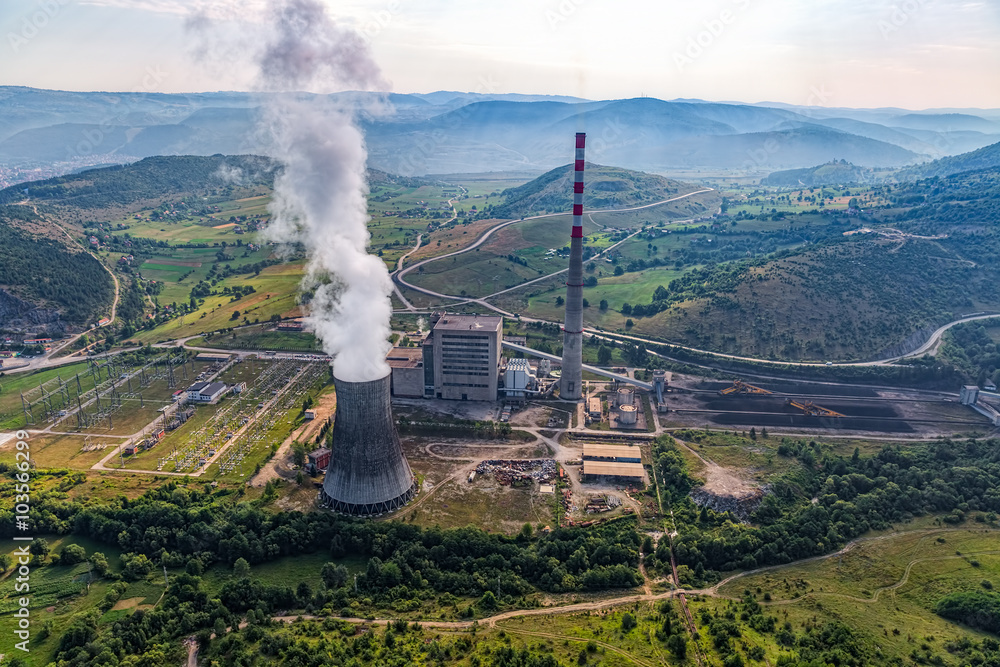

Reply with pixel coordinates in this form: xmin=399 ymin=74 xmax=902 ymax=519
xmin=2 ymin=0 xmax=999 ymax=109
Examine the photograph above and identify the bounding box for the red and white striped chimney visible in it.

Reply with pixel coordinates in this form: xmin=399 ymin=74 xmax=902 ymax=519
xmin=560 ymin=132 xmax=586 ymax=400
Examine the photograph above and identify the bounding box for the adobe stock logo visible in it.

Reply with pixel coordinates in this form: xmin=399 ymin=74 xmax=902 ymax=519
xmin=7 ymin=0 xmax=70 ymax=53
xmin=673 ymin=0 xmax=752 ymax=72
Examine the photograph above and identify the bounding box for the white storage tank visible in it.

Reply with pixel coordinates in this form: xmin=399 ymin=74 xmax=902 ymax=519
xmin=618 ymin=404 xmax=638 ymax=425
xmin=617 ymin=386 xmax=634 ymax=407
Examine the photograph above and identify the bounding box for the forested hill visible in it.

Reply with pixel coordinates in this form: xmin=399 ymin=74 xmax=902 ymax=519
xmin=489 ymin=163 xmax=705 ymax=218
xmin=0 ymin=205 xmax=114 ymax=326
xmin=896 ymin=141 xmax=1000 ymax=180
xmin=761 ymin=160 xmax=877 ymax=187
xmin=0 ymin=155 xmax=280 ymax=210
xmin=0 ymin=155 xmax=432 ymax=212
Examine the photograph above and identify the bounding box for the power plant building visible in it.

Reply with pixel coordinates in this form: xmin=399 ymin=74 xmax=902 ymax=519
xmin=386 ymin=347 xmax=425 ymax=398
xmin=425 ymin=314 xmax=503 ymax=401
xmin=503 ymin=358 xmax=536 ymax=400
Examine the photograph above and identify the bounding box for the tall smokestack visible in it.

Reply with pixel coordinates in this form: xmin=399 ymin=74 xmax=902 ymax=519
xmin=321 ymin=372 xmax=416 ymax=516
xmin=560 ymin=132 xmax=586 ymax=401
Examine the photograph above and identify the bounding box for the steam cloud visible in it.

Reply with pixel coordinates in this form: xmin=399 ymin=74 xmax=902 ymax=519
xmin=249 ymin=0 xmax=393 ymax=382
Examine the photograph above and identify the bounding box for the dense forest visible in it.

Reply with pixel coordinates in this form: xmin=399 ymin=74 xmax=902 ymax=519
xmin=938 ymin=319 xmax=1000 ymax=385
xmin=0 ymin=206 xmax=114 ymax=324
xmin=0 ymin=479 xmax=642 ymax=665
xmin=649 ymin=436 xmax=1000 ymax=574
xmin=935 ymin=590 xmax=1000 ymax=635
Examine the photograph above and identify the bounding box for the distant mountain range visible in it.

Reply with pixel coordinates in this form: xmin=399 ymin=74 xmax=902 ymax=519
xmin=1 ymin=87 xmax=999 ymax=182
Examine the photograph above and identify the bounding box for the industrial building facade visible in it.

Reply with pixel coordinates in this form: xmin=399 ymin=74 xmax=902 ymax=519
xmin=429 ymin=314 xmax=502 ymax=401
xmin=386 ymin=347 xmax=424 ymax=398
xmin=385 ymin=313 xmax=504 ymax=401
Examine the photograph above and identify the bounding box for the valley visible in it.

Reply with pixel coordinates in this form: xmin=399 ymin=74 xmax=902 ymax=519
xmin=2 ymin=103 xmax=1000 ymax=667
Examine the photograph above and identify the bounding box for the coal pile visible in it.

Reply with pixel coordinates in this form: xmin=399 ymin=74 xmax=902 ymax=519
xmin=708 ymin=412 xmax=915 ymax=432
xmin=701 ymin=380 xmax=879 ymax=398
xmin=701 ymin=397 xmax=899 ymax=418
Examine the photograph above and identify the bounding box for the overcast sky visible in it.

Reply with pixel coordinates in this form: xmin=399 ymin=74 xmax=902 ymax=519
xmin=2 ymin=0 xmax=998 ymax=109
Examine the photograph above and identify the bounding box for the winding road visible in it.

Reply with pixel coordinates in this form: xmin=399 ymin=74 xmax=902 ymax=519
xmin=393 ymin=188 xmax=714 ymax=305
xmin=386 ymin=190 xmax=996 ymax=371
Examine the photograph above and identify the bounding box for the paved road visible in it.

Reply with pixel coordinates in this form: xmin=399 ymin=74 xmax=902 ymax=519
xmin=385 ymin=189 xmax=1000 ymax=371
xmin=394 ymin=189 xmax=714 ymax=304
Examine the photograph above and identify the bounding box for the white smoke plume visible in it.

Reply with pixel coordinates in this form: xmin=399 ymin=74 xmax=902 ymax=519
xmin=243 ymin=0 xmax=393 ymax=382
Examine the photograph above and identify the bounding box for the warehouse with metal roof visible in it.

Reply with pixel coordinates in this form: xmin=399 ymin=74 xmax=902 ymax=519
xmin=582 ymin=443 xmax=642 ymax=463
xmin=581 ymin=460 xmax=645 ymax=481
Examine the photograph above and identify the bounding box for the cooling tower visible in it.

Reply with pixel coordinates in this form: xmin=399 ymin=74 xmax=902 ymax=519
xmin=320 ymin=372 xmax=416 ymax=516
xmin=560 ymin=132 xmax=586 ymax=401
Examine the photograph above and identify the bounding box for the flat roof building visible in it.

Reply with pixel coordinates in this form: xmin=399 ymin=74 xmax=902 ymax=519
xmin=187 ymin=381 xmax=228 ymax=404
xmin=307 ymin=447 xmax=331 ymax=474
xmin=430 ymin=314 xmax=502 ymax=401
xmin=386 ymin=347 xmax=425 ymax=398
xmin=195 ymin=353 xmax=231 ymax=363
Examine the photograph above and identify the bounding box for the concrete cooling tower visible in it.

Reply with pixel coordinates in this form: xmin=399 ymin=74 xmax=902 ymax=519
xmin=320 ymin=372 xmax=416 ymax=516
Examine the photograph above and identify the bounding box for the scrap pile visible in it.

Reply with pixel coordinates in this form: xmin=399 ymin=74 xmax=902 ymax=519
xmin=585 ymin=494 xmax=623 ymax=514
xmin=475 ymin=459 xmax=558 ymax=486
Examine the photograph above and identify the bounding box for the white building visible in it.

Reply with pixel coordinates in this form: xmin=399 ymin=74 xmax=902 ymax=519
xmin=186 ymin=381 xmax=228 ymax=404
xmin=504 ymin=358 xmax=536 ymax=400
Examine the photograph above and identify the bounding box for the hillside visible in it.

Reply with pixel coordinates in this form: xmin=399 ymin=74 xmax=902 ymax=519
xmin=606 ymin=168 xmax=1000 ymax=360
xmin=631 ymin=237 xmax=995 ymax=360
xmin=762 ymin=160 xmax=877 ymax=187
xmin=0 ymin=206 xmax=114 ymax=330
xmin=0 ymin=155 xmax=279 ymax=211
xmin=490 ymin=163 xmax=705 ymax=218
xmin=896 ymin=141 xmax=1000 ymax=180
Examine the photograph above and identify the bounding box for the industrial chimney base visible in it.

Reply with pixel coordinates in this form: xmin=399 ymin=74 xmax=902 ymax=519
xmin=320 ymin=481 xmax=417 ymax=517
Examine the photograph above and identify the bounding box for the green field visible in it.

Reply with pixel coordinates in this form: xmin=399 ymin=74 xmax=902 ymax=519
xmin=0 ymin=362 xmax=91 ymax=430
xmin=190 ymin=327 xmax=320 ymax=352
xmin=693 ymin=524 xmax=1000 ymax=666
xmin=518 ymin=267 xmax=695 ymax=330
xmin=0 ymin=535 xmax=127 ymax=664
xmin=130 ymin=261 xmax=305 ymax=343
